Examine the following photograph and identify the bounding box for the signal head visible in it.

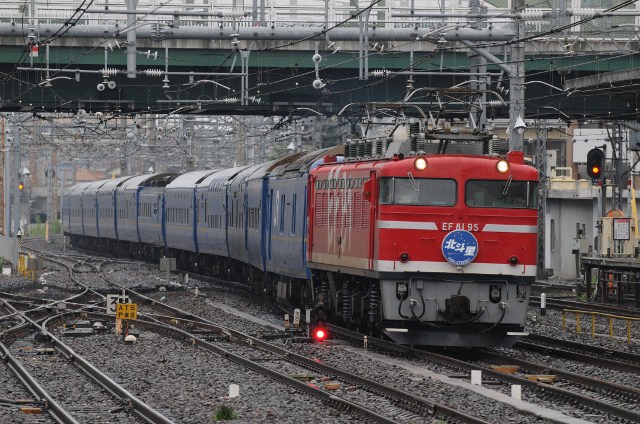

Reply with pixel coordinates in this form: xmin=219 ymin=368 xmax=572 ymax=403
xmin=313 ymin=327 xmax=327 ymax=341
xmin=586 ymin=148 xmax=604 ymax=179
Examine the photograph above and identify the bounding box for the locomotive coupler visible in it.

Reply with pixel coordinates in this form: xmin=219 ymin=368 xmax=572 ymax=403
xmin=441 ymin=294 xmax=474 ymax=320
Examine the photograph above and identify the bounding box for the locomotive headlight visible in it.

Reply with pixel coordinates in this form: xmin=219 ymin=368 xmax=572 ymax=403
xmin=496 ymin=159 xmax=510 ymax=173
xmin=414 ymin=157 xmax=427 ymax=171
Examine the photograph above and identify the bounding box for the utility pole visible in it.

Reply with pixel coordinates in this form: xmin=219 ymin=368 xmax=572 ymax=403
xmin=46 ymin=144 xmax=53 ymax=242
xmin=535 ymin=121 xmax=548 ymax=274
xmin=509 ymin=0 xmax=526 ymax=152
xmin=469 ymin=0 xmax=487 ymax=133
xmin=11 ymin=120 xmax=21 ymax=271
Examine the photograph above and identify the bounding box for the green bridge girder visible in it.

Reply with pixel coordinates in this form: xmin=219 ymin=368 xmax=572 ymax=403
xmin=0 ymin=44 xmax=637 ymax=119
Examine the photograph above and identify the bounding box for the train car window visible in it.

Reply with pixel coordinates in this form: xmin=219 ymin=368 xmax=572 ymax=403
xmin=465 ymin=180 xmax=538 ymax=208
xmin=380 ymin=177 xmax=456 ymax=206
xmin=279 ymin=194 xmax=285 ymax=234
xmin=291 ymin=194 xmax=297 ymax=235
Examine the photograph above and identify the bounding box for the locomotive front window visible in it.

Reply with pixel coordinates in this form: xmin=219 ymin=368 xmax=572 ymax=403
xmin=380 ymin=177 xmax=456 ymax=206
xmin=466 ymin=180 xmax=538 ymax=208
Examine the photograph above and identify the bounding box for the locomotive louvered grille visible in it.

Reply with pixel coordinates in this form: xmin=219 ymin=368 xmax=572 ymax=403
xmin=362 ymin=196 xmax=371 ymax=228
xmin=314 ymin=192 xmax=328 ymax=227
xmin=344 ymin=192 xmax=353 ymax=228
xmin=336 ymin=192 xmax=343 ymax=228
xmin=353 ymin=192 xmax=362 ymax=228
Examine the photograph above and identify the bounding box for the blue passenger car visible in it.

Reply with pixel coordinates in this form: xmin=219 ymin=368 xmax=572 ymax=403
xmin=195 ymin=167 xmax=247 ymax=258
xmin=63 ymin=182 xmax=92 ymax=236
xmin=164 ymin=171 xmax=216 ymax=253
xmin=80 ymin=180 xmax=109 ymax=238
xmin=96 ymin=176 xmax=133 ymax=241
xmin=264 ymin=151 xmax=324 ymax=279
xmin=226 ymin=163 xmax=265 ymax=267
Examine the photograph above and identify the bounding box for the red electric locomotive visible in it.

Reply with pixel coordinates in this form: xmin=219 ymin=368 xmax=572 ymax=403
xmin=308 ymin=141 xmax=538 ymax=347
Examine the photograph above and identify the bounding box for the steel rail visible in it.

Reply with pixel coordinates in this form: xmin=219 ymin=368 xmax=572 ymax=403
xmin=0 ymin=296 xmax=175 ymax=424
xmin=81 ymin=311 xmax=398 ymax=424
xmin=515 ymin=340 xmax=640 ymax=375
xmin=481 ymin=349 xmax=640 ymax=400
xmin=94 ymin=261 xmax=488 ymax=423
xmin=526 ymin=333 xmax=640 ymax=364
xmin=530 ymin=296 xmax=640 ymax=318
xmin=187 ymin=317 xmax=487 ymax=424
xmin=328 ymin=325 xmax=640 ymax=423
xmin=0 ymin=340 xmax=80 ymax=424
xmin=31 ymin=311 xmax=175 ymax=424
xmin=93 ymin=283 xmax=488 ymax=424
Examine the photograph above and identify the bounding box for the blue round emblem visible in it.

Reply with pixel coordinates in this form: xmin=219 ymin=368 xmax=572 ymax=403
xmin=441 ymin=230 xmax=479 ymax=266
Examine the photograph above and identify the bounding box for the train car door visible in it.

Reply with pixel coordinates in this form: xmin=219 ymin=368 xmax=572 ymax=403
xmin=155 ymin=194 xmax=162 ymax=243
xmin=244 ymin=190 xmax=249 ymax=250
xmin=266 ymin=189 xmax=273 ymax=260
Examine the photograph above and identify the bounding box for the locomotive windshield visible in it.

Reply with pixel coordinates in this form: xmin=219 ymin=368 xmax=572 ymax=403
xmin=465 ymin=180 xmax=538 ymax=208
xmin=380 ymin=177 xmax=456 ymax=206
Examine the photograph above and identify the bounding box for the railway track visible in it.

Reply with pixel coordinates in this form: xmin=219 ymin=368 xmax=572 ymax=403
xmin=17 ymin=242 xmax=640 ymax=423
xmin=517 ymin=334 xmax=640 ymax=374
xmin=530 ymin=296 xmax=640 ymax=318
xmin=94 ymin=275 xmax=490 ymax=423
xmin=327 ymin=324 xmax=640 ymax=423
xmin=17 ymin=244 xmax=490 ymax=423
xmin=0 ymin=303 xmax=173 ymax=424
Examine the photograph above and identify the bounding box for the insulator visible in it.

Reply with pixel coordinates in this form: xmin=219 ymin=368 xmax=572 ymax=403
xmin=486 ymin=100 xmax=504 ymax=107
xmin=144 ymin=69 xmax=164 ymax=77
xmin=385 ymin=137 xmax=392 ymax=153
xmin=217 ymin=10 xmax=247 ymax=18
xmin=370 ymin=69 xmax=387 ymax=78
xmin=571 ymin=8 xmax=595 ymax=18
xmin=220 ymin=98 xmax=239 ymax=103
xmin=343 ymin=141 xmax=350 ymax=159
xmin=356 ymin=140 xmax=365 ymax=158
xmin=365 ymin=140 xmax=372 ymax=157
xmin=410 ymin=135 xmax=418 ymax=153
xmin=375 ymin=138 xmax=384 ymax=157
xmin=520 ymin=9 xmax=545 ymax=19
xmin=482 ymin=139 xmax=490 ymax=155
xmin=350 ymin=140 xmax=358 ymax=159
xmin=101 ymin=68 xmax=118 ymax=76
xmin=417 ymin=133 xmax=426 ymax=153
xmin=409 ymin=121 xmax=420 ymax=136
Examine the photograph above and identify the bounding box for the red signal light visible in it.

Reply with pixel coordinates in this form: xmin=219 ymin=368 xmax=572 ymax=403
xmin=591 ymin=166 xmax=600 ymax=175
xmin=314 ymin=328 xmax=327 ymax=341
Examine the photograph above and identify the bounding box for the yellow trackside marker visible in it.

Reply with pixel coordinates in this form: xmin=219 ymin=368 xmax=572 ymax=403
xmin=115 ymin=303 xmax=138 ymax=320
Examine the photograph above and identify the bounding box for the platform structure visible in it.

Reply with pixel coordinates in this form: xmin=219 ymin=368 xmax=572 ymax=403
xmin=583 ymin=257 xmax=640 ymax=308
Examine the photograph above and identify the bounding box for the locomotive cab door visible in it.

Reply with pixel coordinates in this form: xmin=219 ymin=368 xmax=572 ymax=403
xmin=364 ymin=171 xmax=377 ymax=271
